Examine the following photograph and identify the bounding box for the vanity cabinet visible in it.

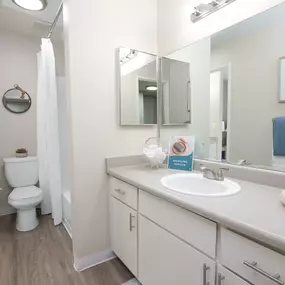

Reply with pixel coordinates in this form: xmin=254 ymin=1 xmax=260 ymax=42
xmin=109 ymin=176 xmax=285 ymax=285
xmin=217 ymin=265 xmax=250 ymax=285
xmin=139 ymin=190 xmax=217 ymax=258
xmin=220 ymin=228 xmax=285 ymax=285
xmin=139 ymin=215 xmax=216 ymax=285
xmin=110 ymin=197 xmax=137 ymax=276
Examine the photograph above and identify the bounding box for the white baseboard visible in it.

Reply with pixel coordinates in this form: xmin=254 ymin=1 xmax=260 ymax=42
xmin=74 ymin=249 xmax=116 ymax=272
xmin=62 ymin=219 xmax=72 ymax=239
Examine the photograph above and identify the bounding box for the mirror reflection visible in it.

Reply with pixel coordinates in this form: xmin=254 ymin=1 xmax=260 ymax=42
xmin=119 ymin=48 xmax=157 ymax=125
xmin=2 ymin=87 xmax=32 ymax=114
xmin=161 ymin=3 xmax=285 ymax=172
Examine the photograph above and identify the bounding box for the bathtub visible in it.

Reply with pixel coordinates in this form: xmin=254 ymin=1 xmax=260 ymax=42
xmin=62 ymin=191 xmax=72 ymax=238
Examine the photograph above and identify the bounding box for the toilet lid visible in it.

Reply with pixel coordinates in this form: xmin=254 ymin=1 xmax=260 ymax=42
xmin=9 ymin=186 xmax=43 ymax=201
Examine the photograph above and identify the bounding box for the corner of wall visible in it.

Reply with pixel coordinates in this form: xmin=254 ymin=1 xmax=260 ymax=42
xmin=73 ymin=249 xmax=116 ymax=272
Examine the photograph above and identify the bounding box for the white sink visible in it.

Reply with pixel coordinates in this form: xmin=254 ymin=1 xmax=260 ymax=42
xmin=161 ymin=173 xmax=241 ymax=197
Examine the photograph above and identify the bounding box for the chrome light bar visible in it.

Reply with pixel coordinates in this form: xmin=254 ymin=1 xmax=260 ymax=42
xmin=191 ymin=0 xmax=237 ymax=23
xmin=120 ymin=49 xmax=138 ymax=65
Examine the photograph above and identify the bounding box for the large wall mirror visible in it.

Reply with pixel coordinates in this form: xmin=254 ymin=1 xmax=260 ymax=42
xmin=2 ymin=85 xmax=32 ymax=114
xmin=160 ymin=2 xmax=285 ymax=172
xmin=119 ymin=48 xmax=158 ymax=125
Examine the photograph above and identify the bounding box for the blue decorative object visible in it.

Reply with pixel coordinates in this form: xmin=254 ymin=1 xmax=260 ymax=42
xmin=168 ymin=136 xmax=195 ymax=171
xmin=273 ymin=117 xmax=285 ymax=156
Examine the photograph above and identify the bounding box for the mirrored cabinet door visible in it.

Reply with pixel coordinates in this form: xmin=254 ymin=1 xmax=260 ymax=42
xmin=119 ymin=47 xmax=158 ymax=126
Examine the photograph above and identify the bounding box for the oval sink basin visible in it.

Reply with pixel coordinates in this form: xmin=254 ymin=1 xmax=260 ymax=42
xmin=161 ymin=173 xmax=241 ymax=197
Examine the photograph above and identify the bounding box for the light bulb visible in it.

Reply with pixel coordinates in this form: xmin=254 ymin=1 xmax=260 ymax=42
xmin=12 ymin=0 xmax=47 ymax=11
xmin=146 ymin=86 xmax=157 ymax=91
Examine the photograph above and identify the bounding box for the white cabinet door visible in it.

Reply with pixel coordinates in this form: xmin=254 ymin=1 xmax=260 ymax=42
xmin=110 ymin=197 xmax=137 ymax=276
xmin=139 ymin=215 xmax=216 ymax=285
xmin=218 ymin=265 xmax=250 ymax=285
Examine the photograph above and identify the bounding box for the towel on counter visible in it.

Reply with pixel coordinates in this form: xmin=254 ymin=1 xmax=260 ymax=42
xmin=273 ymin=116 xmax=285 ymax=156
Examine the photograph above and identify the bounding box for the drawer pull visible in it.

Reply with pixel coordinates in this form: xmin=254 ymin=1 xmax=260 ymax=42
xmin=218 ymin=273 xmax=225 ymax=285
xmin=114 ymin=188 xmax=126 ymax=195
xmin=243 ymin=261 xmax=284 ymax=285
xmin=129 ymin=213 xmax=135 ymax=231
xmin=203 ymin=264 xmax=210 ymax=285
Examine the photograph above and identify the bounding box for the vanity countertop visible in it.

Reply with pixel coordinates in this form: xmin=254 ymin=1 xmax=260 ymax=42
xmin=108 ymin=164 xmax=285 ymax=253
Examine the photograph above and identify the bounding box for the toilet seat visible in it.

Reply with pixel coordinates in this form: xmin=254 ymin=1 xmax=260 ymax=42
xmin=9 ymin=186 xmax=43 ymax=202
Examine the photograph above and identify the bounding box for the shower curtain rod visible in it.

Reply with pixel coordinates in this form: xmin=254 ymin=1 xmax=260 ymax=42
xmin=46 ymin=2 xmax=63 ymax=39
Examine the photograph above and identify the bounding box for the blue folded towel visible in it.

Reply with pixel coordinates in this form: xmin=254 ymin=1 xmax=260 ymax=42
xmin=273 ymin=116 xmax=285 ymax=156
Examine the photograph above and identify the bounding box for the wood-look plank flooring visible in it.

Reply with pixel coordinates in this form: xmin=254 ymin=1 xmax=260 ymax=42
xmin=0 ymin=214 xmax=133 ymax=285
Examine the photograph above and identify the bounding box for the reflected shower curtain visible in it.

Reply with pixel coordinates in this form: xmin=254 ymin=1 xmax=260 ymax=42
xmin=37 ymin=38 xmax=62 ymax=225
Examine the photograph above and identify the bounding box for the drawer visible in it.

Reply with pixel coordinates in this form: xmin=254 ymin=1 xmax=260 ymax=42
xmin=139 ymin=190 xmax=217 ymax=258
xmin=110 ymin=177 xmax=138 ymax=210
xmin=218 ymin=265 xmax=250 ymax=285
xmin=220 ymin=228 xmax=285 ymax=285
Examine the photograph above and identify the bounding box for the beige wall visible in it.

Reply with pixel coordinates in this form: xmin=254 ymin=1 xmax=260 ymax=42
xmin=211 ymin=10 xmax=285 ymax=166
xmin=0 ymin=29 xmax=65 ymax=216
xmin=157 ymin=0 xmax=285 ymax=55
xmin=63 ymin=0 xmax=157 ymax=264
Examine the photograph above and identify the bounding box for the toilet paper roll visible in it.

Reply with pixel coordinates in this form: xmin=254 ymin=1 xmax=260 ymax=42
xmin=281 ymin=190 xmax=285 ymax=206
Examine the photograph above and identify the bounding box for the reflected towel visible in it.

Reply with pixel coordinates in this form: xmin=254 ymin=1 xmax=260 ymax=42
xmin=273 ymin=116 xmax=285 ymax=156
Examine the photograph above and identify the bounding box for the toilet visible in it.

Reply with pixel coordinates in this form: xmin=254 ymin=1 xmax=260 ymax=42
xmin=3 ymin=156 xmax=43 ymax=232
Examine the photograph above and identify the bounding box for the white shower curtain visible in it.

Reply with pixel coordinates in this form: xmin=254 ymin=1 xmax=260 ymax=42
xmin=37 ymin=38 xmax=62 ymax=225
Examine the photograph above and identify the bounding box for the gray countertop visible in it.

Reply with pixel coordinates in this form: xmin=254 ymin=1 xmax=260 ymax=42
xmin=108 ymin=164 xmax=285 ymax=253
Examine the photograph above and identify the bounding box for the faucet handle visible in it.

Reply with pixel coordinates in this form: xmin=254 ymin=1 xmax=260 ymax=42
xmin=216 ymin=167 xmax=229 ymax=181
xmin=219 ymin=167 xmax=230 ymax=171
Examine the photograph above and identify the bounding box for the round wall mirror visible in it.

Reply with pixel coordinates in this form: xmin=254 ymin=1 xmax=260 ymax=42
xmin=2 ymin=86 xmax=32 ymax=114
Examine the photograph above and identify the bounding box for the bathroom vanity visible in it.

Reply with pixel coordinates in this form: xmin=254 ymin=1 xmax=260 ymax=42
xmin=108 ymin=164 xmax=285 ymax=285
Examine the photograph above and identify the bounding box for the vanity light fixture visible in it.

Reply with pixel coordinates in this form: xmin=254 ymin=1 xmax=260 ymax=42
xmin=120 ymin=48 xmax=138 ymax=65
xmin=12 ymin=0 xmax=47 ymax=11
xmin=191 ymin=0 xmax=237 ymax=23
xmin=146 ymin=86 xmax=158 ymax=91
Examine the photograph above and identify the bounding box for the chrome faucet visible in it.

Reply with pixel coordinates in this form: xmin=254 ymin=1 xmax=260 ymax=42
xmin=200 ymin=165 xmax=229 ymax=181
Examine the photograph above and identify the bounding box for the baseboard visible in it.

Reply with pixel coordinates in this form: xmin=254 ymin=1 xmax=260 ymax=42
xmin=62 ymin=219 xmax=72 ymax=239
xmin=74 ymin=249 xmax=116 ymax=272
xmin=0 ymin=209 xmax=16 ymax=216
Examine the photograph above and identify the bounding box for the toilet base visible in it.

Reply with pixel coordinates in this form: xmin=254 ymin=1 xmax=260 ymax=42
xmin=16 ymin=207 xmax=39 ymax=232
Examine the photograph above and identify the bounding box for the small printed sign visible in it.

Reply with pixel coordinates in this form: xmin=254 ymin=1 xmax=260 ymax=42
xmin=168 ymin=136 xmax=195 ymax=171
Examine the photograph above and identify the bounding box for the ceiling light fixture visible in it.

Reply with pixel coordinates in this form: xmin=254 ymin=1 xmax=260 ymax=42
xmin=12 ymin=0 xmax=47 ymax=11
xmin=191 ymin=0 xmax=237 ymax=23
xmin=120 ymin=48 xmax=138 ymax=65
xmin=146 ymin=86 xmax=157 ymax=91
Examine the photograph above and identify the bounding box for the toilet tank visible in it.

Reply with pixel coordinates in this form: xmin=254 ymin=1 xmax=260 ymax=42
xmin=3 ymin=156 xmax=39 ymax=188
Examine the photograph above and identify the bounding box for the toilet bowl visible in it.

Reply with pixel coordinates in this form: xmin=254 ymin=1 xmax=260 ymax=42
xmin=3 ymin=156 xmax=43 ymax=232
xmin=8 ymin=186 xmax=43 ymax=231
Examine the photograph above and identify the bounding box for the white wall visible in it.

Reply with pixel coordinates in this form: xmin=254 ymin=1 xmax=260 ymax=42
xmin=158 ymin=0 xmax=285 ymax=55
xmin=209 ymin=71 xmax=223 ymax=160
xmin=63 ymin=0 xmax=157 ymax=265
xmin=0 ymin=29 xmax=65 ymax=216
xmin=0 ymin=30 xmax=38 ymax=215
xmin=211 ymin=11 xmax=285 ymax=166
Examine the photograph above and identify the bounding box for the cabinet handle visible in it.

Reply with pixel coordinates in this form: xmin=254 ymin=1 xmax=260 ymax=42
xmin=187 ymin=80 xmax=191 ymax=113
xmin=114 ymin=188 xmax=125 ymax=195
xmin=243 ymin=261 xmax=284 ymax=285
xmin=129 ymin=214 xmax=135 ymax=231
xmin=203 ymin=264 xmax=210 ymax=285
xmin=218 ymin=273 xmax=225 ymax=285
